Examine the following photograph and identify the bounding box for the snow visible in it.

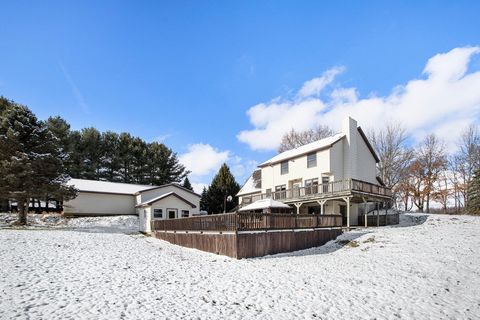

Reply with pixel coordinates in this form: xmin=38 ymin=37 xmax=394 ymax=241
xmin=239 ymin=198 xmax=291 ymax=211
xmin=136 ymin=192 xmax=175 ymax=207
xmin=0 ymin=213 xmax=139 ymax=233
xmin=237 ymin=174 xmax=261 ymax=196
xmin=1 ymin=213 xmax=480 ymax=319
xmin=67 ymin=178 xmax=155 ymax=195
xmin=259 ymin=132 xmax=345 ymax=167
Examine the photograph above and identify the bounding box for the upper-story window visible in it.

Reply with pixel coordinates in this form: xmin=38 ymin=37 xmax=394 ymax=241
xmin=280 ymin=161 xmax=289 ymax=175
xmin=307 ymin=152 xmax=317 ymax=168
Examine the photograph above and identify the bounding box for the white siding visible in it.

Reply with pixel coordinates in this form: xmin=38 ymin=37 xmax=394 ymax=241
xmin=260 ymin=148 xmax=331 ymax=192
xmin=64 ymin=192 xmax=136 ymax=215
xmin=140 ymin=195 xmax=199 ymax=233
xmin=329 ymin=139 xmax=344 ymax=181
xmin=355 ymin=130 xmax=378 ymax=184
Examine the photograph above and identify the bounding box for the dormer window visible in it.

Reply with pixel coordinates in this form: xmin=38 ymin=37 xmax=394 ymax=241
xmin=307 ymin=152 xmax=317 ymax=168
xmin=280 ymin=161 xmax=289 ymax=175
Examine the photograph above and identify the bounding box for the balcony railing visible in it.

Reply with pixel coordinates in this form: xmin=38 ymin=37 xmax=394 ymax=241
xmin=242 ymin=179 xmax=391 ymax=205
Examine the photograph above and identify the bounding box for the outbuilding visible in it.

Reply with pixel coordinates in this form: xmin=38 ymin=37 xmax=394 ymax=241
xmin=64 ymin=179 xmax=201 ymax=233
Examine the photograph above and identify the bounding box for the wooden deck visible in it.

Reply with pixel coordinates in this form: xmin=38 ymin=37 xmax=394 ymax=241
xmin=151 ymin=213 xmax=343 ymax=258
xmin=241 ymin=178 xmax=392 ymax=205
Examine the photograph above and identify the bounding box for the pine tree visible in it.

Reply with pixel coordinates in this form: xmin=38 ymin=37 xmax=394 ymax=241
xmin=466 ymin=168 xmax=480 ymax=215
xmin=0 ymin=100 xmax=77 ymax=224
xmin=80 ymin=127 xmax=103 ymax=180
xmin=204 ymin=164 xmax=240 ymax=214
xmin=182 ymin=176 xmax=194 ymax=191
xmin=200 ymin=187 xmax=208 ymax=212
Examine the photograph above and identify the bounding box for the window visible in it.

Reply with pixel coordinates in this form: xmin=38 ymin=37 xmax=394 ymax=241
xmin=266 ymin=188 xmax=272 ymax=198
xmin=168 ymin=209 xmax=177 ymax=219
xmin=181 ymin=210 xmax=190 ymax=218
xmin=322 ymin=176 xmax=330 ymax=193
xmin=307 ymin=152 xmax=317 ymax=168
xmin=275 ymin=185 xmax=286 ymax=199
xmin=305 ymin=178 xmax=319 ymax=195
xmin=280 ymin=161 xmax=289 ymax=175
xmin=153 ymin=209 xmax=163 ymax=219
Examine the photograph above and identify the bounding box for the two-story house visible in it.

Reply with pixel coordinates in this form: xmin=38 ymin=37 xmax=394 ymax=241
xmin=237 ymin=117 xmax=392 ymax=227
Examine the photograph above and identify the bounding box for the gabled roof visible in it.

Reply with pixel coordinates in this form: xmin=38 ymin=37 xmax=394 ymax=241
xmin=237 ymin=174 xmax=262 ymax=196
xmin=135 ymin=192 xmax=197 ymax=208
xmin=67 ymin=179 xmax=154 ymax=196
xmin=259 ymin=133 xmax=345 ymax=167
xmin=135 ymin=183 xmax=201 ymax=197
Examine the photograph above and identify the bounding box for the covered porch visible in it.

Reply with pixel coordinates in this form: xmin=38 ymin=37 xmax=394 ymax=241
xmin=287 ymin=195 xmax=396 ymax=228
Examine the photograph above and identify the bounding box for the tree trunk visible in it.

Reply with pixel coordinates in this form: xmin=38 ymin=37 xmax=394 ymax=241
xmin=18 ymin=199 xmax=27 ymax=225
xmin=426 ymin=194 xmax=430 ymax=213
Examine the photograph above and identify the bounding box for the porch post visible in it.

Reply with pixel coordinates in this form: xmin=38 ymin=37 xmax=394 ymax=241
xmin=346 ymin=197 xmax=350 ymax=229
xmin=376 ymin=202 xmax=380 ymax=227
xmin=317 ymin=200 xmax=327 ymax=215
xmin=294 ymin=202 xmax=302 ymax=214
xmin=342 ymin=196 xmax=351 ymax=229
xmin=363 ymin=197 xmax=367 ymax=228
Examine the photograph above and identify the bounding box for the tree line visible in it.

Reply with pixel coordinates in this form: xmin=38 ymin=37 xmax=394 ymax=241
xmin=0 ymin=96 xmax=192 ymax=223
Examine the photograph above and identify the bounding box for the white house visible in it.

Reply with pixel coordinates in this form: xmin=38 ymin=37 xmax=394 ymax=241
xmin=64 ymin=179 xmax=201 ymax=233
xmin=237 ymin=117 xmax=392 ymax=227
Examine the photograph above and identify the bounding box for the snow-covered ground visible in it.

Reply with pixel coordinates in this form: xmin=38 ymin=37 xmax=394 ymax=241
xmin=1 ymin=213 xmax=479 ymax=319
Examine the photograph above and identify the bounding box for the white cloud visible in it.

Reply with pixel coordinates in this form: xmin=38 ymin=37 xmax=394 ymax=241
xmin=179 ymin=144 xmax=258 ymax=191
xmin=238 ymin=46 xmax=480 ymax=152
xmin=298 ymin=66 xmax=345 ymax=98
xmin=179 ymin=144 xmax=229 ymax=177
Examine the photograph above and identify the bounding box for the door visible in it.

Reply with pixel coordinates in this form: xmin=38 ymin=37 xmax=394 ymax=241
xmin=339 ymin=205 xmax=347 ymax=226
xmin=292 ymin=183 xmax=301 ymax=198
xmin=168 ymin=209 xmax=177 ymax=219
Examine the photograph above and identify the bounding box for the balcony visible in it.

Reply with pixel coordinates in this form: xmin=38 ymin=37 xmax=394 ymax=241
xmin=241 ymin=179 xmax=392 ymax=205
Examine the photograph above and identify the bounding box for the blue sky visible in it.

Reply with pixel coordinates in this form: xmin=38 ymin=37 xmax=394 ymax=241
xmin=1 ymin=1 xmax=479 ymax=191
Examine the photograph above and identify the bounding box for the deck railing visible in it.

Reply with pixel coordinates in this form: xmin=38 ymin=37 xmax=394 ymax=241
xmin=242 ymin=179 xmax=392 ymax=205
xmin=152 ymin=213 xmax=343 ymax=232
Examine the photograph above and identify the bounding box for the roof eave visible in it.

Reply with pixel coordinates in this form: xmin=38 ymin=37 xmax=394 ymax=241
xmin=258 ymin=135 xmax=345 ymax=168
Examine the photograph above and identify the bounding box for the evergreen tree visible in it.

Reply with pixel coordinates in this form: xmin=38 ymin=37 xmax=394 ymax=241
xmin=145 ymin=142 xmax=188 ymax=185
xmin=100 ymin=131 xmax=121 ymax=181
xmin=200 ymin=187 xmax=208 ymax=212
xmin=182 ymin=176 xmax=194 ymax=191
xmin=204 ymin=164 xmax=240 ymax=214
xmin=80 ymin=127 xmax=103 ymax=180
xmin=0 ymin=100 xmax=77 ymax=224
xmin=466 ymin=168 xmax=480 ymax=215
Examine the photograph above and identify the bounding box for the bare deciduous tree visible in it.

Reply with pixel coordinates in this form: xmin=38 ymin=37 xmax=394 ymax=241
xmin=278 ymin=125 xmax=334 ymax=153
xmin=368 ymin=123 xmax=414 ymax=208
xmin=450 ymin=124 xmax=480 ymax=208
xmin=408 ymin=134 xmax=447 ymax=213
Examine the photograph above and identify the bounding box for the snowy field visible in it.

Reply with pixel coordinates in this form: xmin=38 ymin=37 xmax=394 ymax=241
xmin=1 ymin=213 xmax=479 ymax=320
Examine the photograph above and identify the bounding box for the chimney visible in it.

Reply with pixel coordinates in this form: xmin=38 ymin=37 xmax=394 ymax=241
xmin=342 ymin=117 xmax=358 ymax=180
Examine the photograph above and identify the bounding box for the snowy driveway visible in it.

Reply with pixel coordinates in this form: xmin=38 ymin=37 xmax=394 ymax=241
xmin=1 ymin=214 xmax=479 ymax=319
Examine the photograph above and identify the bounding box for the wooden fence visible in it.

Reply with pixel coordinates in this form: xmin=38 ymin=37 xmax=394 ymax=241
xmin=357 ymin=213 xmax=400 ymax=226
xmin=152 ymin=213 xmax=343 ymax=232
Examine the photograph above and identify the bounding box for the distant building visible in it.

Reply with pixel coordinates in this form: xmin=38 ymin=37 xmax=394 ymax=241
xmin=64 ymin=179 xmax=200 ymax=232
